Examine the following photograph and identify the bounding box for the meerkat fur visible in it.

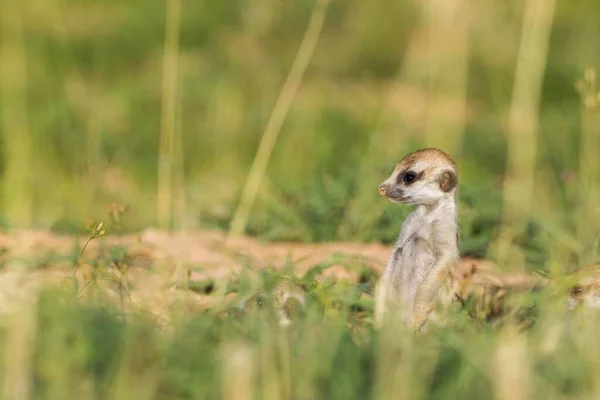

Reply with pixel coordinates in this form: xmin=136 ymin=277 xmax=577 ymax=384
xmin=374 ymin=148 xmax=460 ymax=331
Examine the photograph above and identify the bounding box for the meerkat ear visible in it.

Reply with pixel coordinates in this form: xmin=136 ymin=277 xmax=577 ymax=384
xmin=439 ymin=170 xmax=458 ymax=192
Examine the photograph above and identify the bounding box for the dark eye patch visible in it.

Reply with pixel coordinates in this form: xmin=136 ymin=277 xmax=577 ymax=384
xmin=571 ymin=285 xmax=584 ymax=297
xmin=398 ymin=170 xmax=421 ymax=185
xmin=255 ymin=295 xmax=267 ymax=308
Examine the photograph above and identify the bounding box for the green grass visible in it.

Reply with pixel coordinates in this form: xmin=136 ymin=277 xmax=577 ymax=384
xmin=2 ymin=259 xmax=596 ymax=400
xmin=1 ymin=0 xmax=600 ymax=398
xmin=1 ymin=0 xmax=598 ymax=250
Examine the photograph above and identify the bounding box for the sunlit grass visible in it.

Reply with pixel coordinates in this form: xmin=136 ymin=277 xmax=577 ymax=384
xmin=0 ymin=251 xmax=596 ymax=399
xmin=0 ymin=0 xmax=600 ymax=398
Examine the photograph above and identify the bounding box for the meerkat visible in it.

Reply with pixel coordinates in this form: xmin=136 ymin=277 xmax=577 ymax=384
xmin=272 ymin=277 xmax=307 ymax=326
xmin=374 ymin=148 xmax=459 ymax=330
xmin=229 ymin=276 xmax=306 ymax=327
xmin=449 ymin=257 xmax=548 ymax=323
xmin=567 ymin=263 xmax=600 ymax=311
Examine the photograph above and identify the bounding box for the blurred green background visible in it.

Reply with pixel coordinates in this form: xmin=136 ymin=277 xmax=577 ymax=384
xmin=2 ymin=2 xmax=600 ymax=399
xmin=1 ymin=0 xmax=599 ymax=263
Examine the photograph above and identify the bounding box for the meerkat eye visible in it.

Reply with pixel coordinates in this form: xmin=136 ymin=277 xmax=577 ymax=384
xmin=402 ymin=171 xmax=417 ymax=184
xmin=571 ymin=285 xmax=584 ymax=296
xmin=255 ymin=295 xmax=266 ymax=308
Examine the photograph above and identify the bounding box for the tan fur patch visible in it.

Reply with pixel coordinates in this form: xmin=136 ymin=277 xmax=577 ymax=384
xmin=396 ymin=148 xmax=456 ymax=171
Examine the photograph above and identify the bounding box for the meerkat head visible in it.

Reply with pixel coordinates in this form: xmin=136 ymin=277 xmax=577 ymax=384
xmin=378 ymin=148 xmax=458 ymax=206
xmin=567 ymin=264 xmax=600 ymax=311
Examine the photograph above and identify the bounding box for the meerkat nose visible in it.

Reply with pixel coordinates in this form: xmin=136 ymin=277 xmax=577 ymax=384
xmin=378 ymin=184 xmax=388 ymax=195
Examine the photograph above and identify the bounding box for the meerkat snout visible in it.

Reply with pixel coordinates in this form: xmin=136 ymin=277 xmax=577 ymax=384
xmin=378 ymin=184 xmax=388 ymax=196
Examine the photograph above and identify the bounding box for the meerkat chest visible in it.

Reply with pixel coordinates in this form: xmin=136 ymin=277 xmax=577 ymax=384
xmin=398 ymin=211 xmax=435 ymax=249
xmin=387 ymin=213 xmax=437 ymax=305
xmin=391 ymin=207 xmax=454 ymax=275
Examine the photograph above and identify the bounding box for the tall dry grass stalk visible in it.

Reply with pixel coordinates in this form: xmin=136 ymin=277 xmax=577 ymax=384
xmin=575 ymin=68 xmax=600 ymax=266
xmin=336 ymin=0 xmax=469 ymax=239
xmin=221 ymin=342 xmax=255 ymax=400
xmin=173 ymin=111 xmax=188 ymax=230
xmin=0 ymin=1 xmax=33 ymax=228
xmin=156 ymin=0 xmax=189 ymax=311
xmin=157 ymin=0 xmax=182 ymax=230
xmin=490 ymin=0 xmax=556 ymax=270
xmin=277 ymin=333 xmax=292 ymax=400
xmin=423 ymin=0 xmax=469 ymax=155
xmin=260 ymin=331 xmax=283 ymax=400
xmin=374 ymin=324 xmax=414 ymax=400
xmin=226 ymin=0 xmax=330 ymax=243
xmin=1 ymin=306 xmax=37 ymax=400
xmin=493 ymin=332 xmax=531 ymax=400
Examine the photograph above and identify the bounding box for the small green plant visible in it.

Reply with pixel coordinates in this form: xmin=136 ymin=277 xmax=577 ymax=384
xmin=70 ymin=204 xmax=134 ymax=321
xmin=70 ymin=220 xmax=106 ymax=295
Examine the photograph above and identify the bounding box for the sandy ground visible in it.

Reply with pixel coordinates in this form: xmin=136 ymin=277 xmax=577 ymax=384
xmin=0 ymin=228 xmax=394 ymax=321
xmin=0 ymin=228 xmax=547 ymax=324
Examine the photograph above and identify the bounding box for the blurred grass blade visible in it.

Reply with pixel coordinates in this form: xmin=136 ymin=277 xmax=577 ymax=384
xmin=227 ymin=0 xmax=331 ymax=243
xmin=0 ymin=0 xmax=33 ymax=228
xmin=374 ymin=323 xmax=414 ymax=400
xmin=490 ymin=0 xmax=556 ymax=269
xmin=1 ymin=306 xmax=37 ymax=400
xmin=337 ymin=0 xmax=469 ymax=239
xmin=221 ymin=342 xmax=255 ymax=400
xmin=423 ymin=0 xmax=469 ymax=155
xmin=575 ymin=68 xmax=600 ymax=265
xmin=157 ymin=0 xmax=182 ymax=230
xmin=494 ymin=333 xmax=531 ymax=400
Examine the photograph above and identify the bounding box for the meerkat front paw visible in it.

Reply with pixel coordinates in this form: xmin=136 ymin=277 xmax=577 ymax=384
xmin=411 ymin=303 xmax=435 ymax=331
